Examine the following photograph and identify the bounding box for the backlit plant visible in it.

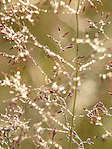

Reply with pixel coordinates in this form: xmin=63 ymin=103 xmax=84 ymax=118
xmin=0 ymin=0 xmax=112 ymax=148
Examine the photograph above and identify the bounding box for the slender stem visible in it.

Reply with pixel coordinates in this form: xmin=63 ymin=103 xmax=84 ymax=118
xmin=69 ymin=0 xmax=80 ymax=148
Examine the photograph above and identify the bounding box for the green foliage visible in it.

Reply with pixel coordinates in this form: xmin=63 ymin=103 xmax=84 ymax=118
xmin=0 ymin=0 xmax=112 ymax=148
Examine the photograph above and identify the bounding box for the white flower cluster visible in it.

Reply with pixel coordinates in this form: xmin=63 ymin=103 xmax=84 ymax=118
xmin=0 ymin=71 xmax=30 ymax=102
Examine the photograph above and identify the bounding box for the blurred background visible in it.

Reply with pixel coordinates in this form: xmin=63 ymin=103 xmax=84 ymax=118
xmin=0 ymin=0 xmax=112 ymax=148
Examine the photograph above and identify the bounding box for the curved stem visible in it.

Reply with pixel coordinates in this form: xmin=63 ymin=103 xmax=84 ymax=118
xmin=69 ymin=0 xmax=80 ymax=148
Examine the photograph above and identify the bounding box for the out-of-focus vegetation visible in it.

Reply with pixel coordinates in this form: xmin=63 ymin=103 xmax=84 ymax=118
xmin=0 ymin=0 xmax=112 ymax=149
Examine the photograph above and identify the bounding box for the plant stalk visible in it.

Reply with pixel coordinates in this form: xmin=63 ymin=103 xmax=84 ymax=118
xmin=69 ymin=0 xmax=80 ymax=148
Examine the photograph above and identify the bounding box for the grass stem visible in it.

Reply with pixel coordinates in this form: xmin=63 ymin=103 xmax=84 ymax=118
xmin=69 ymin=0 xmax=80 ymax=148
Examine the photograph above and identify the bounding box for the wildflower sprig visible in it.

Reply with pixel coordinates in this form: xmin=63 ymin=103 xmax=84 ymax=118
xmin=0 ymin=0 xmax=112 ymax=148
